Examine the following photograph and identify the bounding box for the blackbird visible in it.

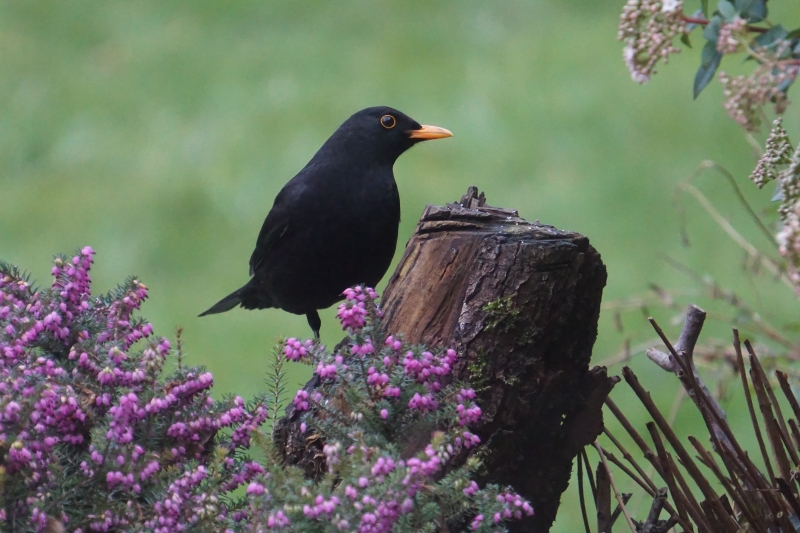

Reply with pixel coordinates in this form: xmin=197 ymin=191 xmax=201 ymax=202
xmin=199 ymin=106 xmax=452 ymax=338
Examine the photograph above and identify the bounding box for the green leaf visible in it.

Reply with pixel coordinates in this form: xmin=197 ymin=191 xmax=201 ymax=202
xmin=734 ymin=0 xmax=753 ymax=14
xmin=717 ymin=0 xmax=737 ymax=21
xmin=776 ymin=74 xmax=795 ymax=93
xmin=744 ymin=0 xmax=767 ymax=22
xmin=694 ymin=41 xmax=722 ymax=98
xmin=787 ymin=27 xmax=800 ymax=40
xmin=681 ymin=32 xmax=693 ymax=48
xmin=703 ymin=15 xmax=722 ymax=41
xmin=754 ymin=24 xmax=787 ymax=49
xmin=701 ymin=37 xmax=720 ymax=66
xmin=701 ymin=0 xmax=709 ymax=16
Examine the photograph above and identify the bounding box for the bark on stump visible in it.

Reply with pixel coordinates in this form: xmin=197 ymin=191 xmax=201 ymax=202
xmin=275 ymin=187 xmax=616 ymax=533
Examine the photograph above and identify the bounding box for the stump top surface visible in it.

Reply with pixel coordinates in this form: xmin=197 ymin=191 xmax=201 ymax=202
xmin=418 ymin=202 xmax=582 ymax=241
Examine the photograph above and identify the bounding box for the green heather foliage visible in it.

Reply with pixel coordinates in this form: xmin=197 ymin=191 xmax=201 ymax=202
xmin=0 ymin=248 xmax=531 ymax=532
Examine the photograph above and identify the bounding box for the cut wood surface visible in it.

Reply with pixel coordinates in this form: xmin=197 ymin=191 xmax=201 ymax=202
xmin=275 ymin=187 xmax=615 ymax=533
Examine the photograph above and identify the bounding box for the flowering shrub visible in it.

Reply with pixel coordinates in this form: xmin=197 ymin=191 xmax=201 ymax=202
xmin=617 ymin=1 xmax=800 ymax=303
xmin=0 ymin=249 xmax=532 ymax=532
xmin=618 ymin=0 xmax=799 ymax=131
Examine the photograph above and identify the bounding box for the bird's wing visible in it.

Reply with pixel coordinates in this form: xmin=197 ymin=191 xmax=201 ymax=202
xmin=248 ymin=176 xmax=311 ymax=276
xmin=248 ymin=211 xmax=289 ymax=276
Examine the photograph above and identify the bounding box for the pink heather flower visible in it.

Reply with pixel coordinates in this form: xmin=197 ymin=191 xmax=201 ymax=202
xmin=380 ymin=408 xmax=388 ymax=419
xmin=267 ymin=511 xmax=290 ymax=528
xmin=383 ymin=386 xmax=401 ymax=398
xmin=323 ymin=442 xmax=341 ymax=466
xmin=408 ymin=393 xmax=438 ymax=412
xmin=351 ymin=339 xmax=375 ymax=356
xmin=315 ymin=362 xmax=338 ymax=380
xmin=336 ymin=301 xmax=367 ymax=331
xmin=385 ymin=335 xmax=403 ymax=351
xmin=457 ymin=403 xmax=482 ymax=426
xmin=371 ymin=456 xmax=396 ymax=476
xmin=284 ymin=337 xmax=313 ymax=361
xmin=293 ymin=390 xmax=310 ymax=411
xmin=471 ymin=514 xmax=484 ymax=529
xmin=463 ymin=480 xmax=479 ymax=496
xmin=463 ymin=431 xmax=481 ymax=449
xmin=246 ymin=481 xmax=265 ymax=495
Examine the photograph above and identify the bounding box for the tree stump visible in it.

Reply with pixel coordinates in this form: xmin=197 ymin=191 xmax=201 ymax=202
xmin=274 ymin=187 xmax=616 ymax=533
xmin=380 ymin=187 xmax=616 ymax=532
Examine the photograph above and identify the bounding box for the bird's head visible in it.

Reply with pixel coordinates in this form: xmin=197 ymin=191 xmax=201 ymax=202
xmin=327 ymin=106 xmax=453 ymax=164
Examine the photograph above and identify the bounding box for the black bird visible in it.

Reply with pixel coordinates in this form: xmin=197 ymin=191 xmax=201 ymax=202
xmin=199 ymin=106 xmax=452 ymax=338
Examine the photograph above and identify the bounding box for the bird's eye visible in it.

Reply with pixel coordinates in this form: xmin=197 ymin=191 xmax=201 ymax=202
xmin=380 ymin=115 xmax=396 ymax=129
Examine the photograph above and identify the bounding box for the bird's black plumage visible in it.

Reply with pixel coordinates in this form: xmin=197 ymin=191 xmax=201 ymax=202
xmin=199 ymin=106 xmax=452 ymax=337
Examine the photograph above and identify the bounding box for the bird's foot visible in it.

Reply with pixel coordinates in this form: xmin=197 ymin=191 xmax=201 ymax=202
xmin=306 ymin=310 xmax=321 ymax=341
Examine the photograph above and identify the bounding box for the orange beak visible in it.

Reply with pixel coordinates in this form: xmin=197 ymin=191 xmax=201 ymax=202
xmin=408 ymin=125 xmax=453 ymax=140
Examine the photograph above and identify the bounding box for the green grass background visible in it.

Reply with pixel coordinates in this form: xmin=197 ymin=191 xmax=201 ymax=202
xmin=2 ymin=1 xmax=799 ymax=530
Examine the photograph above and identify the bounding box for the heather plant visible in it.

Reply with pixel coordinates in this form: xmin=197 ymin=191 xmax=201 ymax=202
xmin=0 ymin=248 xmax=532 ymax=532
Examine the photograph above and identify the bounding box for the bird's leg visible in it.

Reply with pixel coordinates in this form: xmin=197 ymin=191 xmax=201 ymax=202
xmin=306 ymin=310 xmax=321 ymax=340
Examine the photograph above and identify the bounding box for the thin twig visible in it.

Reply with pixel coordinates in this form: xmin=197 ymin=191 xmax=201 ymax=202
xmin=604 ymin=427 xmax=659 ymax=493
xmin=595 ymin=441 xmax=638 ymax=533
xmin=686 ymin=160 xmax=777 ymax=248
xmin=624 ymin=365 xmax=741 ymax=533
xmin=660 ymin=257 xmax=793 ymax=347
xmin=646 ymin=423 xmax=703 ymax=533
xmin=680 ymin=14 xmax=769 ymax=33
xmin=605 ymin=398 xmax=666 ymax=479
xmin=748 ymin=354 xmax=792 ymax=484
xmin=733 ymin=329 xmax=775 ymax=482
xmin=578 ymin=449 xmax=592 ymax=533
xmin=582 ymin=448 xmax=598 ymax=502
xmin=750 ymin=350 xmax=800 ymax=466
xmin=675 ymin=181 xmax=791 ymax=290
xmin=776 ymin=370 xmax=800 ymax=427
xmin=689 ymin=436 xmax=765 ymax=533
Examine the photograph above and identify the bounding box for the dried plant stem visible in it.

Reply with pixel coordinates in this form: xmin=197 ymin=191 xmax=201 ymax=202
xmin=652 ymin=320 xmax=794 ymax=528
xmin=733 ymin=329 xmax=775 ymax=482
xmin=645 ymin=423 xmax=702 ymax=533
xmin=689 ymin=436 xmax=765 ymax=532
xmin=577 ymin=450 xmax=592 ymax=533
xmin=789 ymin=418 xmax=800 ymax=452
xmin=601 ymin=447 xmax=653 ymax=497
xmin=748 ymin=357 xmax=792 ymax=483
xmin=676 ymin=181 xmax=791 ymax=290
xmin=624 ymin=366 xmax=740 ymax=533
xmin=776 ymin=370 xmax=800 ymax=424
xmin=603 ymin=428 xmax=659 ymax=493
xmin=594 ymin=441 xmax=638 ymax=533
xmin=605 ymin=398 xmax=666 ymax=479
xmin=686 ymin=160 xmax=777 ymax=248
xmin=668 ymin=455 xmax=715 ymax=533
xmin=749 ymin=345 xmax=799 ymax=466
xmin=582 ymin=448 xmax=598 ymax=502
xmin=602 ymin=430 xmax=685 ymax=525
xmin=650 ymin=318 xmax=773 ymax=494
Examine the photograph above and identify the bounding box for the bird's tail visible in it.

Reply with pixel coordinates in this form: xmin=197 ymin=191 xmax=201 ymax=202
xmin=199 ymin=287 xmax=247 ymax=317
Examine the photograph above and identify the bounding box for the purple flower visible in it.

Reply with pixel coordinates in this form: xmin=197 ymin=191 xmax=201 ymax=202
xmin=293 ymin=390 xmax=310 ymax=411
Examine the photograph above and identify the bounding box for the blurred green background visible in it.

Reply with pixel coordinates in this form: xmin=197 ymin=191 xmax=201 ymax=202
xmin=2 ymin=1 xmax=799 ymax=530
